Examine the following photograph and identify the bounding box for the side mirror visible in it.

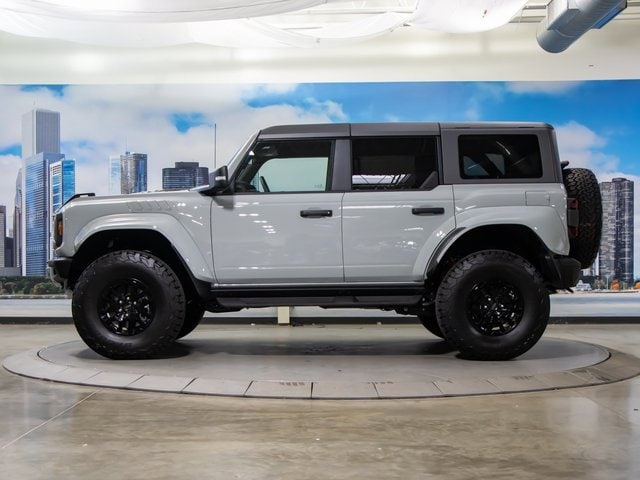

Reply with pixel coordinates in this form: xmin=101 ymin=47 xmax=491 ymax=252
xmin=209 ymin=165 xmax=229 ymax=193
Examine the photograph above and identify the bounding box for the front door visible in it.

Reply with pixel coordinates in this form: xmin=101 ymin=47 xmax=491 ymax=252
xmin=211 ymin=138 xmax=344 ymax=284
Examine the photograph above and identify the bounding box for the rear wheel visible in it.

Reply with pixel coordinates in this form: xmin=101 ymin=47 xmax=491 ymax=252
xmin=72 ymin=250 xmax=186 ymax=359
xmin=435 ymin=250 xmax=549 ymax=360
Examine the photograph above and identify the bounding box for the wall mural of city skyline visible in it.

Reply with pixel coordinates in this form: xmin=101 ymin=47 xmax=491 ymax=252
xmin=0 ymin=80 xmax=638 ymax=277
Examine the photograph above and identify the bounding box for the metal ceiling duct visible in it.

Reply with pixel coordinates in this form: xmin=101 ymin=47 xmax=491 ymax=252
xmin=537 ymin=0 xmax=627 ymax=53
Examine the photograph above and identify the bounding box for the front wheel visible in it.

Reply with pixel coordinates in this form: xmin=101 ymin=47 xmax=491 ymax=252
xmin=72 ymin=250 xmax=186 ymax=359
xmin=435 ymin=250 xmax=549 ymax=360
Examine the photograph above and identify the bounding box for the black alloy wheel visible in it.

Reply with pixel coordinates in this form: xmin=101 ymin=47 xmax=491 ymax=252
xmin=98 ymin=278 xmax=155 ymax=336
xmin=466 ymin=280 xmax=524 ymax=336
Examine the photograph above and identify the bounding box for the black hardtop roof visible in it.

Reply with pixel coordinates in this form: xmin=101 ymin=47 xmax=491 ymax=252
xmin=258 ymin=122 xmax=553 ymax=138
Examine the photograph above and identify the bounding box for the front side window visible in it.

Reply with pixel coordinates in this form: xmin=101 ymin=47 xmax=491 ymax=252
xmin=351 ymin=137 xmax=438 ymax=190
xmin=233 ymin=140 xmax=332 ymax=193
xmin=459 ymin=135 xmax=542 ymax=179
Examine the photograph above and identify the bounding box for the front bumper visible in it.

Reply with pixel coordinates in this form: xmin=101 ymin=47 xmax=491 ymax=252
xmin=48 ymin=257 xmax=72 ymax=288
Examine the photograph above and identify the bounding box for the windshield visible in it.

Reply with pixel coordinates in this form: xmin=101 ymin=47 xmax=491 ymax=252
xmin=193 ymin=132 xmax=258 ymax=193
xmin=225 ymin=132 xmax=258 ymax=177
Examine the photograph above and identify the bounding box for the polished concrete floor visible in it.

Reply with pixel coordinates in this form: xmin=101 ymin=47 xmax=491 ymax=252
xmin=2 ymin=324 xmax=640 ymax=479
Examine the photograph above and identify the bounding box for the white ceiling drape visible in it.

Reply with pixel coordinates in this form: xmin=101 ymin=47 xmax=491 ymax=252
xmin=0 ymin=0 xmax=529 ymax=48
xmin=0 ymin=0 xmax=332 ymax=22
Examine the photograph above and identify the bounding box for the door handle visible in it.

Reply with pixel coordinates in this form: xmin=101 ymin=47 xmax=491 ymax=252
xmin=300 ymin=209 xmax=333 ymax=218
xmin=412 ymin=207 xmax=445 ymax=216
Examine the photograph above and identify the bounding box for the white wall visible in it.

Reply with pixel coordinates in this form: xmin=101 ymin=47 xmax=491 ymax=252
xmin=1 ymin=20 xmax=639 ymax=85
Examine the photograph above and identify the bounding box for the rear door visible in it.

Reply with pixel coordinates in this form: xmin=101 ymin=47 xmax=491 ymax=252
xmin=342 ymin=127 xmax=455 ymax=283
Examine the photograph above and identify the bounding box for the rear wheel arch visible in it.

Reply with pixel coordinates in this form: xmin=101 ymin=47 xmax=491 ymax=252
xmin=428 ymin=224 xmax=550 ymax=284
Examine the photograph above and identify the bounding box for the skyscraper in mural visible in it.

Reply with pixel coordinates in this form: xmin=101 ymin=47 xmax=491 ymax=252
xmin=49 ymin=159 xmax=76 ymax=260
xmin=120 ymin=152 xmax=147 ymax=194
xmin=109 ymin=155 xmax=121 ymax=194
xmin=162 ymin=162 xmax=209 ymax=190
xmin=22 ymin=108 xmax=60 ymax=159
xmin=13 ymin=169 xmax=22 ymax=271
xmin=0 ymin=205 xmax=6 ymax=268
xmin=50 ymin=159 xmax=76 ymax=213
xmin=599 ymin=178 xmax=635 ymax=286
xmin=21 ymin=108 xmax=65 ymax=276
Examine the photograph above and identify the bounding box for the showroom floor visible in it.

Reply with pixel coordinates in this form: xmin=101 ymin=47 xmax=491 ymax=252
xmin=1 ymin=324 xmax=640 ymax=479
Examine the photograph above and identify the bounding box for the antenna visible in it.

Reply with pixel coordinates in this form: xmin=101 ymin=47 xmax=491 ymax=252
xmin=213 ymin=123 xmax=217 ymax=169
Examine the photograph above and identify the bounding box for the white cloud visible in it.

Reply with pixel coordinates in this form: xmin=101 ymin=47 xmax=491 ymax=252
xmin=464 ymin=102 xmax=480 ymax=121
xmin=303 ymin=98 xmax=347 ymax=122
xmin=463 ymin=83 xmax=505 ymax=121
xmin=250 ymin=84 xmax=299 ymax=96
xmin=506 ymin=81 xmax=582 ymax=95
xmin=555 ymin=121 xmax=619 ymax=172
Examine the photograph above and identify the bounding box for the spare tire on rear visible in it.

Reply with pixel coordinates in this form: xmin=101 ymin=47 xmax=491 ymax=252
xmin=562 ymin=168 xmax=602 ymax=269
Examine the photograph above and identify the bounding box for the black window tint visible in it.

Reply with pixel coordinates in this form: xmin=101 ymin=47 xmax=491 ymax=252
xmin=234 ymin=140 xmax=332 ymax=193
xmin=351 ymin=137 xmax=438 ymax=190
xmin=459 ymin=135 xmax=542 ymax=179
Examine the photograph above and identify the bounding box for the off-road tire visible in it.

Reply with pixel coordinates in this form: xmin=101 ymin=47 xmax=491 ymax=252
xmin=436 ymin=250 xmax=549 ymax=361
xmin=563 ymin=168 xmax=603 ymax=269
xmin=72 ymin=250 xmax=186 ymax=359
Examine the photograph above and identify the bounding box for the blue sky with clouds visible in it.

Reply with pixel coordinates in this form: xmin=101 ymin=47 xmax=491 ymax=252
xmin=3 ymin=80 xmax=637 ymax=174
xmin=0 ymin=80 xmax=638 ymax=276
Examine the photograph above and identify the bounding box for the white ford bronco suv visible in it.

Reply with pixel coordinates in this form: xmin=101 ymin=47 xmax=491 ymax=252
xmin=50 ymin=122 xmax=602 ymax=360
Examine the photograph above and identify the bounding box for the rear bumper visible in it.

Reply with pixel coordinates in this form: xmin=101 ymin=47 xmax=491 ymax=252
xmin=542 ymin=255 xmax=581 ymax=290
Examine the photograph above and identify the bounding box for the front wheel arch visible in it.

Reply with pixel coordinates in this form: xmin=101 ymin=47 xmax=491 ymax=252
xmin=67 ymin=229 xmax=209 ymax=301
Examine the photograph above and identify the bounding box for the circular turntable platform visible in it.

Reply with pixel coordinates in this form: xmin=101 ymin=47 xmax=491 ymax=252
xmin=4 ymin=325 xmax=639 ymax=399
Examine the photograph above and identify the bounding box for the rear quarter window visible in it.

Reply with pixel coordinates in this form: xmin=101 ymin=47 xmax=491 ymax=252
xmin=459 ymin=135 xmax=542 ymax=179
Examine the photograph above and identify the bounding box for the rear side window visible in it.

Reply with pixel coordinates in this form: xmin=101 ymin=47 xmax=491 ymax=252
xmin=351 ymin=137 xmax=438 ymax=190
xmin=459 ymin=135 xmax=542 ymax=179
